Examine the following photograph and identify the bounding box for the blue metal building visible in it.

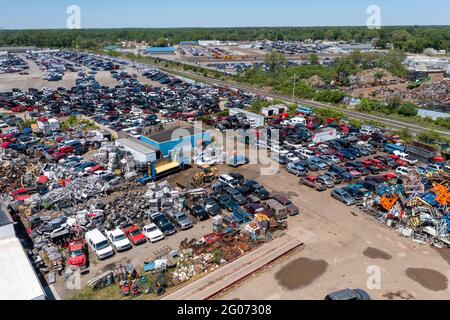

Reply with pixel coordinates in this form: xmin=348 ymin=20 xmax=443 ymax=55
xmin=140 ymin=126 xmax=211 ymax=158
xmin=147 ymin=47 xmax=175 ymax=55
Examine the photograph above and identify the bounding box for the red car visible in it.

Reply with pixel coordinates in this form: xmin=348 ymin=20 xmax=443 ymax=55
xmin=122 ymin=225 xmax=147 ymax=246
xmin=68 ymin=240 xmax=88 ymax=270
xmin=368 ymin=159 xmax=386 ymax=170
xmin=58 ymin=146 xmax=75 ymax=154
xmin=52 ymin=152 xmax=68 ymax=162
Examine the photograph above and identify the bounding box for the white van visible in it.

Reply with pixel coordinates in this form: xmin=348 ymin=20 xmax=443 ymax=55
xmin=218 ymin=174 xmax=239 ymax=188
xmin=85 ymin=229 xmax=115 ymax=260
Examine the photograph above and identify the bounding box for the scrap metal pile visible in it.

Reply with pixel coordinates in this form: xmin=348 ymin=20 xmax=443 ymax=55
xmin=358 ymin=171 xmax=450 ymax=247
xmin=0 ymin=150 xmax=46 ymax=193
xmin=374 ymin=79 xmax=450 ymax=112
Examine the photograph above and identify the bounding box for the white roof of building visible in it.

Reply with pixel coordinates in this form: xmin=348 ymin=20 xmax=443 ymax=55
xmin=0 ymin=237 xmax=46 ymax=300
xmin=116 ymin=138 xmax=157 ymax=155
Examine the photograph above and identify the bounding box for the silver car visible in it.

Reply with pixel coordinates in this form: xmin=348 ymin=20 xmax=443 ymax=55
xmin=331 ymin=188 xmax=355 ymax=206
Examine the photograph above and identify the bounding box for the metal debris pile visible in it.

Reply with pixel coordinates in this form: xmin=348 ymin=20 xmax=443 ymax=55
xmin=358 ymin=172 xmax=450 ymax=247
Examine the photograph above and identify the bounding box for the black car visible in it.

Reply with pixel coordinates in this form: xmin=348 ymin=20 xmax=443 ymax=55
xmin=245 ymin=180 xmax=270 ymax=200
xmin=324 ymin=289 xmax=370 ymax=301
xmin=223 ymin=187 xmax=247 ymax=206
xmin=151 ymin=213 xmax=176 ymax=236
xmin=203 ymin=198 xmax=222 ymax=216
xmin=189 ymin=205 xmax=209 ymax=221
xmin=329 ymin=165 xmax=353 ymax=182
xmin=229 ymin=173 xmax=245 ymax=185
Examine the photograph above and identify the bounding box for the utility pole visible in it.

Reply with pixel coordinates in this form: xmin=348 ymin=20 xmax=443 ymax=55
xmin=292 ymin=74 xmax=297 ymax=103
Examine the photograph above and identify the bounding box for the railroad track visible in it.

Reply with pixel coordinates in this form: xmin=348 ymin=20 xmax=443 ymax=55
xmin=124 ymin=57 xmax=450 ymax=137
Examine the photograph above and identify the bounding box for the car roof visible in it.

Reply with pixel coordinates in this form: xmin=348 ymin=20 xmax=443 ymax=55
xmin=327 ymin=289 xmax=359 ymax=300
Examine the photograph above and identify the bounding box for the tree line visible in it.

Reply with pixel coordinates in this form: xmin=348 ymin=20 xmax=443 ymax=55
xmin=0 ymin=26 xmax=449 ymax=52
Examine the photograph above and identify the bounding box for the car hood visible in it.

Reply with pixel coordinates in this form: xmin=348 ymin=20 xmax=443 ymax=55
xmin=145 ymin=230 xmax=164 ymax=238
xmin=69 ymin=255 xmax=86 ymax=267
xmin=97 ymin=246 xmax=113 ymax=256
xmin=115 ymin=239 xmax=131 ymax=247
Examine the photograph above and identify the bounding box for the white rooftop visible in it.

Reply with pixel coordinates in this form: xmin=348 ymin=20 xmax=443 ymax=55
xmin=0 ymin=237 xmax=46 ymax=300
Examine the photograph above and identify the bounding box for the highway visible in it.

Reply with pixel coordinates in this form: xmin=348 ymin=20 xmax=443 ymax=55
xmin=122 ymin=56 xmax=450 ymax=138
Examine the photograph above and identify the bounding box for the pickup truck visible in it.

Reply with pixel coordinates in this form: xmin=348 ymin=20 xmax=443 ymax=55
xmin=393 ymin=151 xmax=418 ymax=165
xmin=166 ymin=209 xmax=193 ymax=230
xmin=300 ymin=176 xmax=327 ymax=191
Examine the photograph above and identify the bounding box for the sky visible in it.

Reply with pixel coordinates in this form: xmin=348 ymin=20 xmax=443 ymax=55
xmin=0 ymin=0 xmax=449 ymax=29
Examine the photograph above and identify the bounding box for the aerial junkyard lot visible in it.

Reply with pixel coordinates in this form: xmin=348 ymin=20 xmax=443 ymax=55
xmin=0 ymin=51 xmax=449 ymax=300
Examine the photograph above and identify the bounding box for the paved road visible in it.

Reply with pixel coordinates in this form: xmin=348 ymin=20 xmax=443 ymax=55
xmin=162 ymin=234 xmax=303 ymax=300
xmin=121 ymin=56 xmax=450 ymax=138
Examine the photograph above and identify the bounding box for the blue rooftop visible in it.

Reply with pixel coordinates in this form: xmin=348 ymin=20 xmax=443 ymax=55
xmin=147 ymin=47 xmax=175 ymax=53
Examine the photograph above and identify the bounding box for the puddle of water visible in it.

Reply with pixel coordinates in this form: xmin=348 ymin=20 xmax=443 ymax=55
xmin=275 ymin=258 xmax=328 ymax=290
xmin=405 ymin=268 xmax=448 ymax=292
xmin=363 ymin=247 xmax=393 ymax=260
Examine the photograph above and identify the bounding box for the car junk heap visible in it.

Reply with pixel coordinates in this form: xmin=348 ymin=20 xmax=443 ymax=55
xmin=0 ymin=140 xmax=286 ymax=292
xmin=0 ymin=52 xmax=221 ymax=132
xmin=0 ymin=53 xmax=287 ymax=294
xmin=355 ymin=170 xmax=450 ymax=247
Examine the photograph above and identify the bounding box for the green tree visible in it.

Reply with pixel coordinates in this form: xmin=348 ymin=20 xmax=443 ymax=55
xmin=265 ymin=50 xmax=287 ymax=73
xmin=398 ymin=102 xmax=418 ymax=117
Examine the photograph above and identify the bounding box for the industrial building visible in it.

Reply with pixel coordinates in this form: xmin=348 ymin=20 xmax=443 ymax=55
xmin=0 ymin=200 xmax=46 ymax=300
xmin=115 ymin=138 xmax=159 ymax=163
xmin=147 ymin=47 xmax=175 ymax=55
xmin=198 ymin=40 xmax=222 ymax=47
xmin=339 ymin=43 xmax=373 ymax=52
xmin=229 ymin=108 xmax=265 ymax=128
xmin=140 ymin=126 xmax=211 ymax=158
xmin=179 ymin=41 xmax=199 ymax=46
xmin=261 ymin=104 xmax=288 ymax=117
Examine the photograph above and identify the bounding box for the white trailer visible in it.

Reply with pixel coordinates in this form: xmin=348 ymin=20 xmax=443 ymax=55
xmin=313 ymin=128 xmax=339 ymax=144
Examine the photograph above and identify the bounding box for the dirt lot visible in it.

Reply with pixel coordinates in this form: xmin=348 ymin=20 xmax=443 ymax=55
xmin=215 ymin=163 xmax=450 ymax=300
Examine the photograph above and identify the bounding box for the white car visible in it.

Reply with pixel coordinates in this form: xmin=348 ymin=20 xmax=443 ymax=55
xmin=0 ymin=121 xmax=8 ymax=128
xmin=396 ymin=166 xmax=411 ymax=176
xmin=285 ymin=153 xmax=300 ymax=163
xmin=270 ymin=145 xmax=289 ymax=157
xmin=106 ymin=228 xmax=132 ymax=252
xmin=143 ymin=224 xmax=165 ymax=243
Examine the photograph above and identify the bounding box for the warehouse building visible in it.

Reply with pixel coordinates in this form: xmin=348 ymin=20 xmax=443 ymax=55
xmin=147 ymin=47 xmax=175 ymax=55
xmin=180 ymin=41 xmax=199 ymax=46
xmin=0 ymin=200 xmax=46 ymax=300
xmin=115 ymin=138 xmax=159 ymax=163
xmin=339 ymin=43 xmax=373 ymax=52
xmin=140 ymin=126 xmax=211 ymax=158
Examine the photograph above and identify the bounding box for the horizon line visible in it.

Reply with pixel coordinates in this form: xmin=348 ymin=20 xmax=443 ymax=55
xmin=1 ymin=24 xmax=450 ymax=31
